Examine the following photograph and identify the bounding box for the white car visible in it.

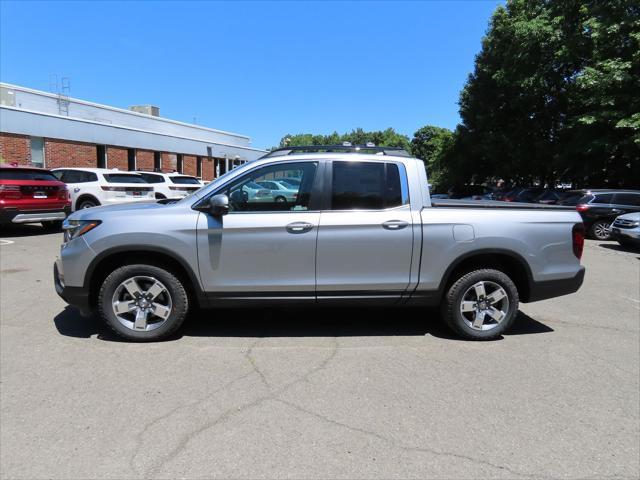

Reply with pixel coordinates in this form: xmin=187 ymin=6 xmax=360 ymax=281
xmin=137 ymin=171 xmax=204 ymax=199
xmin=255 ymin=180 xmax=298 ymax=203
xmin=52 ymin=168 xmax=154 ymax=211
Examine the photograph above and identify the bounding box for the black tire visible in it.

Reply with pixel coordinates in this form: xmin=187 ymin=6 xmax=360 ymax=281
xmin=441 ymin=268 xmax=519 ymax=341
xmin=98 ymin=264 xmax=189 ymax=342
xmin=42 ymin=220 xmax=63 ymax=231
xmin=275 ymin=196 xmax=287 ymax=204
xmin=589 ymin=220 xmax=611 ymax=240
xmin=155 ymin=193 xmax=166 ymax=199
xmin=77 ymin=198 xmax=99 ymax=210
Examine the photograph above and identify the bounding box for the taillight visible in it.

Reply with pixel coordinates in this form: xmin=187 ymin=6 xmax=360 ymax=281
xmin=576 ymin=204 xmax=589 ymax=212
xmin=572 ymin=223 xmax=585 ymax=259
xmin=0 ymin=185 xmax=22 ymax=199
xmin=57 ymin=187 xmax=69 ymax=200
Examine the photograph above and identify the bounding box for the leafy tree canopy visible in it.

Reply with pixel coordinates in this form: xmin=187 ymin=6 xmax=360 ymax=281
xmin=278 ymin=128 xmax=411 ymax=151
xmin=453 ymin=0 xmax=640 ymax=187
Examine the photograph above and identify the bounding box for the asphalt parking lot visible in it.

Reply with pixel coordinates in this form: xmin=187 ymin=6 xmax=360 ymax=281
xmin=1 ymin=226 xmax=638 ymax=480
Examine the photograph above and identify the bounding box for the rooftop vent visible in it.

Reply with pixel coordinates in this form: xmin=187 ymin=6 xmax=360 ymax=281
xmin=129 ymin=105 xmax=160 ymax=117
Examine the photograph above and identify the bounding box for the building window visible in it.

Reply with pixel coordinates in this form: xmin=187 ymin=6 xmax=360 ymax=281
xmin=127 ymin=149 xmax=136 ymax=171
xmin=97 ymin=145 xmax=107 ymax=168
xmin=196 ymin=156 xmax=202 ymax=178
xmin=30 ymin=137 xmax=44 ymax=167
xmin=177 ymin=154 xmax=183 ymax=173
xmin=154 ymin=152 xmax=161 ymax=171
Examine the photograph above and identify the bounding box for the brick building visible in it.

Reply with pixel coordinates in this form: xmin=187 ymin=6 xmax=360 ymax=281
xmin=0 ymin=83 xmax=265 ymax=180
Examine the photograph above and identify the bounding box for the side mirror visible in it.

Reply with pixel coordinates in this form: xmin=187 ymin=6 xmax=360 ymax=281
xmin=208 ymin=194 xmax=229 ymax=216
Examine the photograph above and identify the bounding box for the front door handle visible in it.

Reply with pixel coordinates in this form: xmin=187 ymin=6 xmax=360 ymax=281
xmin=382 ymin=220 xmax=409 ymax=230
xmin=286 ymin=222 xmax=314 ymax=234
xmin=611 ymin=209 xmax=623 ymax=214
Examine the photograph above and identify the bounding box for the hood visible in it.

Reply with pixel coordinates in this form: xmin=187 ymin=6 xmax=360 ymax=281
xmin=616 ymin=212 xmax=640 ymax=221
xmin=70 ymin=200 xmax=165 ymax=221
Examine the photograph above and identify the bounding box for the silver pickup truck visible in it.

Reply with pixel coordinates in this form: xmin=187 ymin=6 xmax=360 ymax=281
xmin=54 ymin=145 xmax=585 ymax=341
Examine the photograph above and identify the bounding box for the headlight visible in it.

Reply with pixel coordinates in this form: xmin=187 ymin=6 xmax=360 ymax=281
xmin=62 ymin=219 xmax=101 ymax=242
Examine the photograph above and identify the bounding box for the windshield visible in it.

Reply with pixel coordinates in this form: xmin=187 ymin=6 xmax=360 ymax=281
xmin=170 ymin=176 xmax=201 ymax=185
xmin=103 ymin=174 xmax=148 ymax=184
xmin=0 ymin=169 xmax=59 ymax=181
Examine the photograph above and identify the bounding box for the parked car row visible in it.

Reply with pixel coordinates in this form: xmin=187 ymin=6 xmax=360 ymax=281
xmin=0 ymin=164 xmax=205 ymax=229
xmin=435 ymin=183 xmax=640 ymax=243
xmin=1 ymin=164 xmax=307 ymax=231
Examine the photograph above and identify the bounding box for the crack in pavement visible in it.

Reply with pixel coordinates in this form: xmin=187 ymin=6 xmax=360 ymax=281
xmin=144 ymin=336 xmax=339 ymax=478
xmin=276 ymin=398 xmax=557 ymax=480
xmin=128 ymin=360 xmax=257 ymax=476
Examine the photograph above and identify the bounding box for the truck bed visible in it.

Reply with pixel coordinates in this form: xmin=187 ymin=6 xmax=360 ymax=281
xmin=430 ymin=199 xmax=575 ymax=210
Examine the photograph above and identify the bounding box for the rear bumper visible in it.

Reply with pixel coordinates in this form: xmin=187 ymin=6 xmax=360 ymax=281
xmin=0 ymin=206 xmax=70 ymax=225
xmin=525 ymin=267 xmax=585 ymax=302
xmin=54 ymin=260 xmax=92 ymax=317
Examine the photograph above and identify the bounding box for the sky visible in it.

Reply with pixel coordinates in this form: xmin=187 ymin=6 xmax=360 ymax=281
xmin=0 ymin=0 xmax=502 ymax=150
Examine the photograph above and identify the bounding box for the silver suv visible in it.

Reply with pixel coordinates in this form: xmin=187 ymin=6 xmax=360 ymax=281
xmin=55 ymin=146 xmax=585 ymax=342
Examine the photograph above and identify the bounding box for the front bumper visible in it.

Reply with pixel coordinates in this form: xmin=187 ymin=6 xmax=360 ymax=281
xmin=525 ymin=267 xmax=585 ymax=303
xmin=54 ymin=259 xmax=92 ymax=317
xmin=0 ymin=206 xmax=70 ymax=225
xmin=609 ymin=226 xmax=640 ymax=242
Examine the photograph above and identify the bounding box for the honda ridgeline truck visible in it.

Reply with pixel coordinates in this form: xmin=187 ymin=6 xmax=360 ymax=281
xmin=54 ymin=146 xmax=585 ymax=341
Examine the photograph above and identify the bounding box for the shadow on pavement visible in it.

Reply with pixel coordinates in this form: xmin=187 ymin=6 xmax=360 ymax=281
xmin=0 ymin=224 xmax=61 ymax=238
xmin=598 ymin=242 xmax=640 ymax=255
xmin=54 ymin=306 xmax=552 ymax=342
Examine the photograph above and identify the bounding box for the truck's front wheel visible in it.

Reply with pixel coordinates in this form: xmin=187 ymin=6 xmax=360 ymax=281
xmin=442 ymin=269 xmax=519 ymax=340
xmin=98 ymin=264 xmax=189 ymax=341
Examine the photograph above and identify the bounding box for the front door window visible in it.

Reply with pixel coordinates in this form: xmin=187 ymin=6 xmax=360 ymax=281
xmin=219 ymin=162 xmax=319 ymax=212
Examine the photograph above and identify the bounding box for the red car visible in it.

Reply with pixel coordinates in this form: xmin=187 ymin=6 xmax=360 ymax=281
xmin=0 ymin=165 xmax=71 ymax=229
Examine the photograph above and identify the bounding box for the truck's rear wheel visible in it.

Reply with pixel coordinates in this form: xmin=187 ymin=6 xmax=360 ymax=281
xmin=441 ymin=269 xmax=519 ymax=340
xmin=98 ymin=264 xmax=189 ymax=342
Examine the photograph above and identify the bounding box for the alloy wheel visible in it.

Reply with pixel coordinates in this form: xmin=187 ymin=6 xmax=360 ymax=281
xmin=593 ymin=222 xmax=611 ymax=240
xmin=459 ymin=280 xmax=510 ymax=331
xmin=111 ymin=276 xmax=173 ymax=331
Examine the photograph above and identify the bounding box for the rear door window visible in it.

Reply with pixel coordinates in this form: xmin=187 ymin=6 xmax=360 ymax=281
xmin=331 ymin=162 xmax=408 ymax=210
xmin=613 ymin=193 xmax=640 ymax=206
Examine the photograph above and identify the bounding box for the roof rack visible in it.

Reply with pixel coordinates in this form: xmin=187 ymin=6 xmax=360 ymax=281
xmin=261 ymin=144 xmax=412 ymax=159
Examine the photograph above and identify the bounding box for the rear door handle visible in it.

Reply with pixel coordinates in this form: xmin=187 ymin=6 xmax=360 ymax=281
xmin=286 ymin=222 xmax=314 ymax=234
xmin=382 ymin=220 xmax=409 ymax=230
xmin=611 ymin=209 xmax=623 ymax=214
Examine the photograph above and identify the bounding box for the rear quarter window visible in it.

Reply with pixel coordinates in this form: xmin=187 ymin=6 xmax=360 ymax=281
xmin=170 ymin=176 xmax=200 ymax=185
xmin=592 ymin=193 xmax=614 ymax=204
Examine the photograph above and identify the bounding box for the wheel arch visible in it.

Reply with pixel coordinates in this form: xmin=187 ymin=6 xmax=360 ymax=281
xmin=75 ymin=194 xmax=101 ymax=210
xmin=85 ymin=246 xmax=205 ymax=309
xmin=438 ymin=249 xmax=534 ymax=302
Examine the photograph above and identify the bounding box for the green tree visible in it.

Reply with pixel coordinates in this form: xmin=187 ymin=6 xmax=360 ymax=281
xmin=455 ymin=0 xmax=639 ymax=187
xmin=278 ymin=128 xmax=411 ymax=150
xmin=410 ymin=126 xmax=455 ymax=188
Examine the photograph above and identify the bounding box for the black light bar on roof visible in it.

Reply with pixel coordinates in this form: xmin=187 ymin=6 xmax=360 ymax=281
xmin=261 ymin=145 xmax=412 ymax=159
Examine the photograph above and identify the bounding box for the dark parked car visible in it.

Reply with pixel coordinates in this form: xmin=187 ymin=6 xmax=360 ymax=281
xmin=502 ymin=187 xmax=544 ymax=203
xmin=572 ymin=190 xmax=640 ymax=240
xmin=534 ymin=189 xmax=573 ymax=205
xmin=447 ymin=185 xmax=496 ymax=200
